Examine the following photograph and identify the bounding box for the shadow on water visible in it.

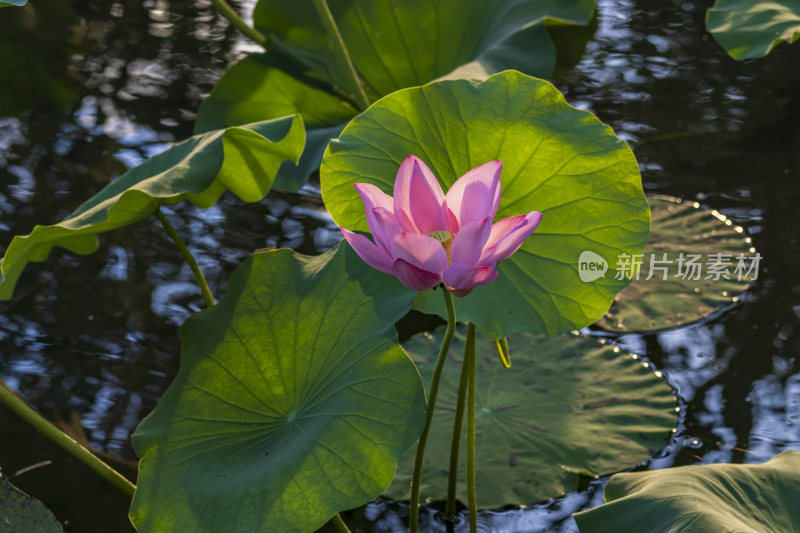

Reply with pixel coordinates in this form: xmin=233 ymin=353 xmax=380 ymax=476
xmin=0 ymin=0 xmax=798 ymax=531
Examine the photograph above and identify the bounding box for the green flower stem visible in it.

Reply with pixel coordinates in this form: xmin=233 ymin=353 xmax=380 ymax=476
xmin=311 ymin=0 xmax=370 ymax=111
xmin=209 ymin=0 xmax=271 ymax=49
xmin=409 ymin=288 xmax=457 ymax=533
xmin=155 ymin=209 xmax=216 ymax=308
xmin=466 ymin=323 xmax=478 ymax=533
xmin=330 ymin=513 xmax=351 ymax=533
xmin=444 ymin=323 xmax=475 ymax=519
xmin=0 ymin=381 xmax=136 ymax=497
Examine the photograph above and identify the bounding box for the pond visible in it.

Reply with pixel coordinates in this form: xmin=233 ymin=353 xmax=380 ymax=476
xmin=0 ymin=0 xmax=798 ymax=531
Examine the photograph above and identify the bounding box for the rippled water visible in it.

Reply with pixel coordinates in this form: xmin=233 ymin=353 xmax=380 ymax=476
xmin=1 ymin=0 xmax=798 ymax=531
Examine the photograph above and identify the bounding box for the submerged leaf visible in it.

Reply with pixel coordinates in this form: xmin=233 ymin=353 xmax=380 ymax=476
xmin=573 ymin=450 xmax=800 ymax=533
xmin=0 ymin=473 xmax=63 ymax=532
xmin=130 ymin=242 xmax=424 ymax=533
xmin=707 ymin=0 xmax=800 ymax=60
xmin=386 ymin=327 xmax=677 ymax=507
xmin=596 ymin=196 xmax=757 ymax=332
xmin=0 ymin=115 xmax=305 ymax=301
xmin=321 ymin=71 xmax=649 ymax=338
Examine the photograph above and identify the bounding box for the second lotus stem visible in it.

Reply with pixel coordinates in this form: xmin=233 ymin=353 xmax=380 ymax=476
xmin=444 ymin=322 xmax=475 ymax=519
xmin=466 ymin=323 xmax=478 ymax=532
xmin=330 ymin=513 xmax=351 ymax=533
xmin=209 ymin=0 xmax=271 ymax=49
xmin=156 ymin=208 xmax=216 ymax=308
xmin=409 ymin=288 xmax=457 ymax=533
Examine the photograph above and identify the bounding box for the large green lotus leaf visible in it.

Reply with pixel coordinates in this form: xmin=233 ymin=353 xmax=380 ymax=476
xmin=573 ymin=449 xmax=800 ymax=533
xmin=253 ymin=0 xmax=595 ymax=97
xmin=321 ymin=71 xmax=650 ymax=339
xmin=596 ymin=196 xmax=757 ymax=332
xmin=195 ymin=52 xmax=357 ymax=191
xmin=0 ymin=115 xmax=305 ymax=301
xmin=130 ymin=242 xmax=425 ymax=533
xmin=707 ymin=0 xmax=800 ymax=60
xmin=0 ymin=473 xmax=63 ymax=532
xmin=385 ymin=327 xmax=677 ymax=507
xmin=0 ymin=0 xmax=27 ymax=7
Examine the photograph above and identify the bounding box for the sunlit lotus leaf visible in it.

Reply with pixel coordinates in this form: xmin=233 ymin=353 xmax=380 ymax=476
xmin=0 ymin=473 xmax=63 ymax=532
xmin=573 ymin=450 xmax=800 ymax=532
xmin=321 ymin=71 xmax=649 ymax=338
xmin=195 ymin=52 xmax=357 ymax=191
xmin=596 ymin=196 xmax=757 ymax=332
xmin=707 ymin=0 xmax=800 ymax=60
xmin=253 ymin=0 xmax=596 ymax=97
xmin=130 ymin=242 xmax=425 ymax=533
xmin=0 ymin=115 xmax=305 ymax=301
xmin=385 ymin=326 xmax=677 ymax=507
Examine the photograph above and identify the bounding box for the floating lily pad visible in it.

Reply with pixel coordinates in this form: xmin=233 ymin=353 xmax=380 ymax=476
xmin=707 ymin=0 xmax=800 ymax=60
xmin=195 ymin=52 xmax=356 ymax=191
xmin=573 ymin=449 xmax=800 ymax=533
xmin=0 ymin=473 xmax=63 ymax=533
xmin=253 ymin=0 xmax=596 ymax=97
xmin=596 ymin=195 xmax=757 ymax=332
xmin=321 ymin=71 xmax=649 ymax=339
xmin=0 ymin=115 xmax=305 ymax=301
xmin=385 ymin=327 xmax=677 ymax=508
xmin=130 ymin=243 xmax=425 ymax=533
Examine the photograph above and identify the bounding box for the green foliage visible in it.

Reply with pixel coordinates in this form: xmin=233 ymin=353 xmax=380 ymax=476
xmin=0 ymin=0 xmax=28 ymax=7
xmin=386 ymin=328 xmax=677 ymax=507
xmin=707 ymin=0 xmax=800 ymax=60
xmin=195 ymin=52 xmax=357 ymax=191
xmin=130 ymin=242 xmax=425 ymax=533
xmin=0 ymin=115 xmax=305 ymax=301
xmin=254 ymin=0 xmax=596 ymax=97
xmin=596 ymin=196 xmax=756 ymax=332
xmin=0 ymin=473 xmax=63 ymax=532
xmin=321 ymin=71 xmax=649 ymax=338
xmin=198 ymin=1 xmax=596 ymax=190
xmin=574 ymin=450 xmax=800 ymax=532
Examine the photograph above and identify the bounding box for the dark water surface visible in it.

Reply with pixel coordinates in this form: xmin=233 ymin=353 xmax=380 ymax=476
xmin=1 ymin=0 xmax=798 ymax=531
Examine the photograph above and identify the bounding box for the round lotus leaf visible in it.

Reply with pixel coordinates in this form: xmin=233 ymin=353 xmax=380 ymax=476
xmin=0 ymin=474 xmax=63 ymax=533
xmin=385 ymin=326 xmax=678 ymax=508
xmin=596 ymin=195 xmax=758 ymax=332
xmin=130 ymin=243 xmax=425 ymax=533
xmin=321 ymin=71 xmax=650 ymax=339
xmin=574 ymin=449 xmax=800 ymax=532
xmin=706 ymin=0 xmax=800 ymax=60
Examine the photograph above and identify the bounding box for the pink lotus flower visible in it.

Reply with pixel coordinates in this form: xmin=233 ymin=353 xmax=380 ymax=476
xmin=340 ymin=155 xmax=542 ymax=296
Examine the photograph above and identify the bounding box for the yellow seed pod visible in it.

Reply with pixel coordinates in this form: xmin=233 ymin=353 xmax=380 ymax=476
xmin=427 ymin=231 xmax=452 ymax=243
